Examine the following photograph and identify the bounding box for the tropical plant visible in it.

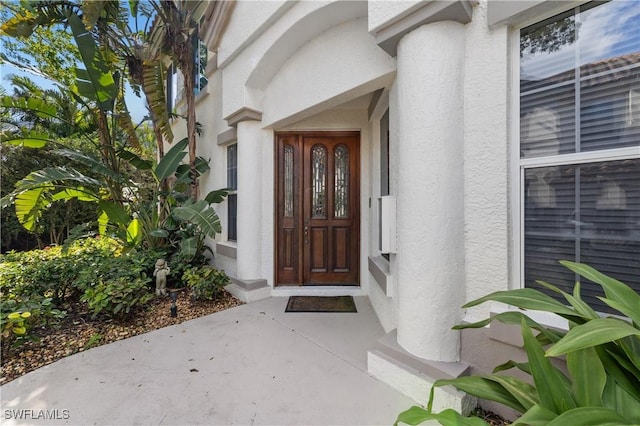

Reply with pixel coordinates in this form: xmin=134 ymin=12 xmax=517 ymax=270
xmin=396 ymin=261 xmax=640 ymax=426
xmin=183 ymin=266 xmax=229 ymax=301
xmin=81 ymin=276 xmax=153 ymax=319
xmin=147 ymin=0 xmax=205 ymax=199
xmin=1 ymin=2 xmax=146 ymax=240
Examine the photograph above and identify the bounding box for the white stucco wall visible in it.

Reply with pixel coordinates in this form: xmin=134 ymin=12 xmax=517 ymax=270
xmin=462 ymin=0 xmax=511 ymax=321
xmin=217 ymin=0 xmax=292 ymax=67
xmin=368 ymin=0 xmax=423 ymax=33
xmin=262 ymin=18 xmax=396 ymax=128
xmin=394 ymin=21 xmax=466 ymax=362
xmin=220 ymin=1 xmax=368 ymax=119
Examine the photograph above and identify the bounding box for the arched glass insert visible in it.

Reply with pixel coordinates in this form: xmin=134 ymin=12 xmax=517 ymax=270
xmin=284 ymin=145 xmax=294 ymax=217
xmin=312 ymin=145 xmax=327 ymax=218
xmin=334 ymin=145 xmax=349 ymax=218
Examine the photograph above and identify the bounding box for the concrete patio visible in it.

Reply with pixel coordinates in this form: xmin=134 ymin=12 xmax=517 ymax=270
xmin=1 ymin=297 xmax=415 ymax=425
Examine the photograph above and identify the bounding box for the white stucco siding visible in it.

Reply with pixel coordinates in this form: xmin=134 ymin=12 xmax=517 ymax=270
xmin=220 ymin=1 xmax=367 ymax=119
xmin=394 ymin=21 xmax=466 ymax=362
xmin=462 ymin=0 xmax=511 ymax=321
xmin=261 ymin=18 xmax=396 ymax=128
xmin=260 ymin=127 xmax=275 ymax=287
xmin=217 ymin=0 xmax=293 ymax=67
xmin=368 ymin=0 xmax=423 ymax=33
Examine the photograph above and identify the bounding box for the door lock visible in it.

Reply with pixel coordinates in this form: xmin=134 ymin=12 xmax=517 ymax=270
xmin=304 ymin=226 xmax=309 ymax=244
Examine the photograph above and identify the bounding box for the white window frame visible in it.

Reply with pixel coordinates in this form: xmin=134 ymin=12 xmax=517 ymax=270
xmin=509 ymin=2 xmax=640 ymax=293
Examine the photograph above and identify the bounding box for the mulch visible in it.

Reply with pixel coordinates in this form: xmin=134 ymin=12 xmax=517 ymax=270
xmin=1 ymin=290 xmax=243 ymax=384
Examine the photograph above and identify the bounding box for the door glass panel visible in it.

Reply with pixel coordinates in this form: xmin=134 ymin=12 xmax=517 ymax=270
xmin=312 ymin=145 xmax=327 ymax=218
xmin=284 ymin=145 xmax=294 ymax=217
xmin=334 ymin=145 xmax=349 ymax=218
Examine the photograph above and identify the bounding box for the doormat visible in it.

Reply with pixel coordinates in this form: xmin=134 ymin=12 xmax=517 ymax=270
xmin=285 ymin=296 xmax=357 ymax=313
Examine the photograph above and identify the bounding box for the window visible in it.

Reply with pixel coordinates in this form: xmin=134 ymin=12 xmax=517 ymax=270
xmin=194 ymin=17 xmax=208 ymax=94
xmin=519 ymin=1 xmax=640 ymax=312
xmin=379 ymin=108 xmax=390 ymax=259
xmin=227 ymin=144 xmax=238 ymax=241
xmin=166 ymin=63 xmax=177 ymax=113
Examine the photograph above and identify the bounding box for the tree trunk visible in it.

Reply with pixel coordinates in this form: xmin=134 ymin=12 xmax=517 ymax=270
xmin=181 ymin=49 xmax=198 ymax=201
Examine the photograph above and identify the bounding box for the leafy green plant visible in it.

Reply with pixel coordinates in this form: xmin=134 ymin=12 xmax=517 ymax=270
xmin=182 ymin=266 xmax=230 ymax=301
xmin=81 ymin=277 xmax=153 ymax=319
xmin=83 ymin=333 xmax=103 ymax=350
xmin=0 ymin=297 xmax=66 ymax=347
xmin=2 ymin=311 xmax=31 ymax=338
xmin=396 ymin=261 xmax=640 ymax=426
xmin=0 ymin=236 xmax=124 ymax=303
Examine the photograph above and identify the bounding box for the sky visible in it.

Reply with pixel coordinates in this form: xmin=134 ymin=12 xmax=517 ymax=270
xmin=0 ymin=3 xmax=151 ymax=124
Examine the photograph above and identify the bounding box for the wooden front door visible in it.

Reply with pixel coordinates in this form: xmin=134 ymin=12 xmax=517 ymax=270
xmin=275 ymin=132 xmax=360 ymax=286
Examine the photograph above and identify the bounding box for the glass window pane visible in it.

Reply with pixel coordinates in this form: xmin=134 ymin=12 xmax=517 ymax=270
xmin=578 ymin=1 xmax=640 ymax=71
xmin=520 ymin=9 xmax=577 ymax=93
xmin=580 ymin=68 xmax=640 ymax=152
xmin=284 ymin=145 xmax=294 ymax=217
xmin=334 ymin=145 xmax=349 ymax=218
xmin=521 ymin=1 xmax=640 ymax=313
xmin=521 ymin=85 xmax=576 ymax=157
xmin=228 ymin=193 xmax=237 ymax=242
xmin=227 ymin=144 xmax=237 ymax=190
xmin=312 ymin=145 xmax=327 ymax=218
xmin=524 ymin=159 xmax=640 ymax=312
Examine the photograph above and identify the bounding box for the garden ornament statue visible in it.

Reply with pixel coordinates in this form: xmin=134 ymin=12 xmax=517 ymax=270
xmin=153 ymin=259 xmax=170 ymax=296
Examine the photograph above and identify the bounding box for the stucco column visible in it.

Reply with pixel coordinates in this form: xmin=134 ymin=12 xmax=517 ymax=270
xmin=236 ymin=119 xmax=263 ymax=280
xmin=395 ymin=22 xmax=466 ymax=362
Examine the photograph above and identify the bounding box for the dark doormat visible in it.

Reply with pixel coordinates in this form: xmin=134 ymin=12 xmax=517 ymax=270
xmin=285 ymin=296 xmax=357 ymax=313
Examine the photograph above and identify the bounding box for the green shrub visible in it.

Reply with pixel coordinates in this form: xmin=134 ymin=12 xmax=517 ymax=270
xmin=396 ymin=261 xmax=640 ymax=426
xmin=182 ymin=266 xmax=229 ymax=301
xmin=0 ymin=297 xmax=66 ymax=347
xmin=81 ymin=276 xmax=153 ymax=319
xmin=0 ymin=236 xmax=124 ymax=303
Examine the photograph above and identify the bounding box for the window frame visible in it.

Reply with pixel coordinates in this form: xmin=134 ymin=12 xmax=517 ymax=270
xmin=227 ymin=143 xmax=238 ymax=242
xmin=510 ymin=2 xmax=640 ymax=293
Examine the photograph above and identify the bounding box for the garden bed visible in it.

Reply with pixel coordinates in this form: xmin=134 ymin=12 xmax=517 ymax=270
xmin=1 ymin=290 xmax=243 ymax=384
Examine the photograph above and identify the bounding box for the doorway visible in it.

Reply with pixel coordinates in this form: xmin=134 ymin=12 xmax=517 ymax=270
xmin=275 ymin=131 xmax=360 ymax=286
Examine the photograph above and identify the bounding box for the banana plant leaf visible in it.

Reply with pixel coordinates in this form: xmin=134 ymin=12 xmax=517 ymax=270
xmin=68 ymin=14 xmax=117 ymax=110
xmin=142 ymin=62 xmax=173 ymax=143
xmin=0 ymin=96 xmax=57 ymax=119
xmin=117 ymin=149 xmax=153 ymax=170
xmin=155 ymin=138 xmax=188 ymax=181
xmin=54 ymin=149 xmax=123 ymax=181
xmin=204 ymin=188 xmax=230 ymax=204
xmin=14 ymin=167 xmax=103 ymax=192
xmin=1 ymin=130 xmax=51 ymax=148
xmin=172 ymin=200 xmax=222 ymax=238
xmin=98 ymin=200 xmax=131 ymax=228
xmin=14 ymin=186 xmax=52 ymax=232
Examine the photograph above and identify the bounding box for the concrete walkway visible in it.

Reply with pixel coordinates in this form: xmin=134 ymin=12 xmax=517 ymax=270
xmin=1 ymin=297 xmax=415 ymax=425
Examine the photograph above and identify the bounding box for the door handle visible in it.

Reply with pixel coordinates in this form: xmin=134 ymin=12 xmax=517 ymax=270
xmin=304 ymin=226 xmax=309 ymax=244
